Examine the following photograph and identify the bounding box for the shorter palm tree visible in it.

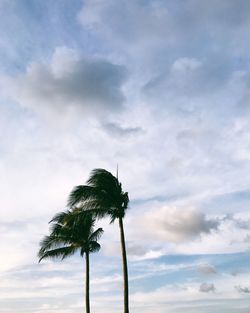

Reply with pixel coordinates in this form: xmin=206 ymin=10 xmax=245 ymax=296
xmin=38 ymin=210 xmax=103 ymax=313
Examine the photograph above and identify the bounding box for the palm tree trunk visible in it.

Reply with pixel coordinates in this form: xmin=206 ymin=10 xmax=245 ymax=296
xmin=119 ymin=217 xmax=129 ymax=313
xmin=85 ymin=251 xmax=90 ymax=313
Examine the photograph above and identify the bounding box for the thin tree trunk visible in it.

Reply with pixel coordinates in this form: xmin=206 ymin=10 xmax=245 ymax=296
xmin=85 ymin=251 xmax=90 ymax=313
xmin=119 ymin=217 xmax=129 ymax=313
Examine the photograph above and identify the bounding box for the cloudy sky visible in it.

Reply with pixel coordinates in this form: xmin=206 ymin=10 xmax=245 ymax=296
xmin=1 ymin=0 xmax=250 ymax=312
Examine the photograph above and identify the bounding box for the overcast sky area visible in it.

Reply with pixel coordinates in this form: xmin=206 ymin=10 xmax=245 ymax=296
xmin=1 ymin=0 xmax=250 ymax=312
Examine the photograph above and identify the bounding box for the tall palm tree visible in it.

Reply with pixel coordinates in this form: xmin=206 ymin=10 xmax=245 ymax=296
xmin=67 ymin=169 xmax=130 ymax=313
xmin=38 ymin=210 xmax=103 ymax=313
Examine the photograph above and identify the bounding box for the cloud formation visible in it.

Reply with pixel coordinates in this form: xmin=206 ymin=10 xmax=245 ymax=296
xmin=231 ymin=269 xmax=245 ymax=276
xmin=1 ymin=1 xmax=250 ymax=313
xmin=197 ymin=264 xmax=217 ymax=275
xmin=235 ymin=285 xmax=250 ymax=293
xmin=78 ymin=0 xmax=170 ymax=49
xmin=102 ymin=122 xmax=143 ymax=137
xmin=139 ymin=206 xmax=219 ymax=243
xmin=199 ymin=283 xmax=215 ymax=293
xmin=2 ymin=47 xmax=127 ymax=120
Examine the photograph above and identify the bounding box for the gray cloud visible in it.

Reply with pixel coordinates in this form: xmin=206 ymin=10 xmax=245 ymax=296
xmin=78 ymin=0 xmax=250 ymax=122
xmin=102 ymin=122 xmax=143 ymax=137
xmin=197 ymin=264 xmax=217 ymax=275
xmin=143 ymin=56 xmax=231 ymax=103
xmin=199 ymin=283 xmax=215 ymax=293
xmin=2 ymin=48 xmax=127 ymax=119
xmin=78 ymin=0 xmax=250 ymax=88
xmin=126 ymin=243 xmax=148 ymax=257
xmin=231 ymin=269 xmax=245 ymax=276
xmin=235 ymin=219 xmax=250 ymax=230
xmin=235 ymin=285 xmax=250 ymax=293
xmin=244 ymin=234 xmax=250 ymax=243
xmin=79 ymin=0 xmax=250 ymax=50
xmin=186 ymin=0 xmax=250 ymax=29
xmin=78 ymin=0 xmax=171 ymax=48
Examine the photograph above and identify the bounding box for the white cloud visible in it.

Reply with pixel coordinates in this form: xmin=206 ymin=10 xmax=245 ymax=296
xmin=125 ymin=208 xmax=250 ymax=255
xmin=0 ymin=219 xmax=48 ymax=271
xmin=171 ymin=58 xmax=201 ymax=73
xmin=137 ymin=206 xmax=219 ymax=243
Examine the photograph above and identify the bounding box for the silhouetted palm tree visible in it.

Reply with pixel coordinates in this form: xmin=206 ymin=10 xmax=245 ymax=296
xmin=38 ymin=211 xmax=103 ymax=313
xmin=67 ymin=168 xmax=130 ymax=313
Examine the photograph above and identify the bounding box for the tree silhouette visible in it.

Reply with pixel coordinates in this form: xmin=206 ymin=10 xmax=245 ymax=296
xmin=67 ymin=168 xmax=130 ymax=313
xmin=38 ymin=210 xmax=103 ymax=313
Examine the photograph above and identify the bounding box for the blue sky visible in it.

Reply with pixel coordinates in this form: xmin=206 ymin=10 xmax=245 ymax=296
xmin=0 ymin=1 xmax=250 ymax=312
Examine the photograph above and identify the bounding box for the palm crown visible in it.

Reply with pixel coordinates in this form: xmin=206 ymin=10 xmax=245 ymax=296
xmin=38 ymin=211 xmax=103 ymax=262
xmin=67 ymin=169 xmax=129 ymax=221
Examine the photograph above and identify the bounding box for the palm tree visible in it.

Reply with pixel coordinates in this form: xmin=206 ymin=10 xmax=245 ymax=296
xmin=38 ymin=210 xmax=103 ymax=313
xmin=67 ymin=168 xmax=130 ymax=313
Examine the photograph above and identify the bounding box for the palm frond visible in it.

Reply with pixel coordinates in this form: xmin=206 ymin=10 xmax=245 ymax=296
xmin=67 ymin=185 xmax=97 ymax=208
xmin=122 ymin=192 xmax=129 ymax=210
xmin=109 ymin=215 xmax=116 ymax=224
xmin=89 ymin=228 xmax=104 ymax=241
xmin=89 ymin=241 xmax=101 ymax=253
xmin=49 ymin=222 xmax=73 ymax=238
xmin=39 ymin=232 xmax=76 ymax=255
xmin=38 ymin=235 xmax=60 ymax=255
xmin=50 ymin=210 xmax=72 ymax=224
xmin=38 ymin=245 xmax=78 ymax=262
xmin=77 ymin=201 xmax=112 ymax=219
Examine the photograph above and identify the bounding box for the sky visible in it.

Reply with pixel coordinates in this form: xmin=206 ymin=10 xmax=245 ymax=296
xmin=0 ymin=0 xmax=250 ymax=312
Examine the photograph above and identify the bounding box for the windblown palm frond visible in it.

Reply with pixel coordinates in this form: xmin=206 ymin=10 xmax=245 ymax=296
xmin=49 ymin=210 xmax=72 ymax=224
xmin=67 ymin=185 xmax=97 ymax=207
xmin=89 ymin=241 xmax=101 ymax=253
xmin=39 ymin=234 xmax=73 ymax=255
xmin=38 ymin=245 xmax=78 ymax=262
xmin=88 ymin=228 xmax=104 ymax=242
